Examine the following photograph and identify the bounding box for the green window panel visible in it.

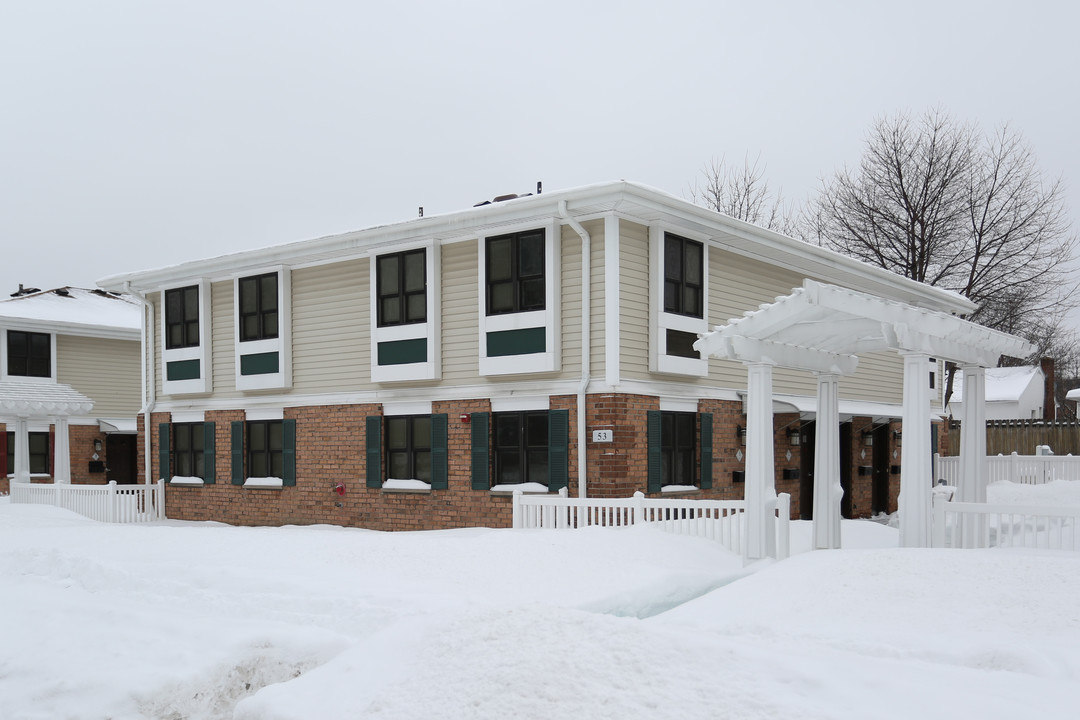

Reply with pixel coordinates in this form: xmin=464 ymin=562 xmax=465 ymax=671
xmin=240 ymin=352 xmax=280 ymax=376
xmin=166 ymin=359 xmax=201 ymax=381
xmin=486 ymin=327 xmax=546 ymax=357
xmin=377 ymin=338 xmax=428 ymax=366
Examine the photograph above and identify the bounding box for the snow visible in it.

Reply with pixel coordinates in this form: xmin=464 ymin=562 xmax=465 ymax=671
xmin=243 ymin=477 xmax=283 ymax=488
xmin=2 ymin=488 xmax=1079 ymax=719
xmin=169 ymin=476 xmax=205 ymax=486
xmin=382 ymin=478 xmax=431 ymax=491
xmin=490 ymin=481 xmax=549 ymax=493
xmin=0 ymin=286 xmax=140 ymax=331
xmin=952 ymin=365 xmax=1040 ymax=403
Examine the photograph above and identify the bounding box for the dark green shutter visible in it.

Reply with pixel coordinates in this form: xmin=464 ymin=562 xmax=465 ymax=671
xmin=158 ymin=423 xmax=170 ymax=480
xmin=203 ymin=422 xmax=216 ymax=484
xmin=431 ymin=414 xmax=448 ymax=490
xmin=647 ymin=410 xmax=662 ymax=493
xmin=699 ymin=412 xmax=713 ymax=490
xmin=282 ymin=418 xmax=296 ymax=486
xmin=471 ymin=412 xmax=490 ymax=490
xmin=548 ymin=409 xmax=569 ymax=492
xmin=231 ymin=421 xmax=245 ymax=485
xmin=366 ymin=416 xmax=382 ymax=488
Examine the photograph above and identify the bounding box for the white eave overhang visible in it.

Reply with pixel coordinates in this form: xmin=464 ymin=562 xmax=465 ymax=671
xmin=768 ymin=394 xmax=942 ymax=423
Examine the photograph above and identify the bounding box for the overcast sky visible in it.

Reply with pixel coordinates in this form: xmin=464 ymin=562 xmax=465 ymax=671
xmin=2 ymin=1 xmax=1077 ymax=319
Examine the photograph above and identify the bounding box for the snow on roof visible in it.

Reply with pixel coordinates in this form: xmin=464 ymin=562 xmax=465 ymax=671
xmin=952 ymin=365 xmax=1041 ymax=403
xmin=0 ymin=287 xmax=141 ymax=335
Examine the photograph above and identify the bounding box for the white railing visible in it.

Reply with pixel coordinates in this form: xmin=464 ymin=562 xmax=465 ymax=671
xmin=512 ymin=490 xmax=791 ymax=560
xmin=932 ymin=493 xmax=1080 ymax=550
xmin=935 ymin=452 xmax=1080 ymax=485
xmin=10 ymin=480 xmax=165 ymax=524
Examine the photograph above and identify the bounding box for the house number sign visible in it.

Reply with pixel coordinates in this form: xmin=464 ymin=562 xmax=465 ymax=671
xmin=592 ymin=430 xmax=613 ymax=443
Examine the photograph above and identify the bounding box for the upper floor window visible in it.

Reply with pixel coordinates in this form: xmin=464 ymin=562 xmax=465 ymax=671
xmin=486 ymin=229 xmax=545 ymax=315
xmin=377 ymin=249 xmax=426 ymax=327
xmin=386 ymin=415 xmax=432 ymax=481
xmin=165 ymin=285 xmax=200 ymax=349
xmin=7 ymin=330 xmax=50 ymax=378
xmin=664 ymin=233 xmax=703 ymax=318
xmin=239 ymin=273 xmax=279 ymax=342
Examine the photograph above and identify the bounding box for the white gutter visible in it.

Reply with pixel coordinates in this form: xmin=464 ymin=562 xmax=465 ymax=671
xmin=559 ymin=200 xmax=590 ymax=499
xmin=123 ymin=282 xmax=156 ymax=486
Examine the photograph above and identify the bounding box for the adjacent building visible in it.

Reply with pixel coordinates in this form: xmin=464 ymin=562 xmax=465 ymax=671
xmin=1 ymin=286 xmax=142 ymax=493
xmin=97 ymin=181 xmax=972 ymax=529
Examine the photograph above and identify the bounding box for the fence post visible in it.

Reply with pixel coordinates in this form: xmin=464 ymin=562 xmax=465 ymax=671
xmin=107 ymin=481 xmax=117 ymax=524
xmin=776 ymin=493 xmax=790 ymax=561
xmin=512 ymin=489 xmax=522 ymax=529
xmin=633 ymin=491 xmax=644 ymax=526
xmin=1010 ymin=452 xmax=1020 ymax=484
xmin=932 ymin=493 xmax=945 ymax=548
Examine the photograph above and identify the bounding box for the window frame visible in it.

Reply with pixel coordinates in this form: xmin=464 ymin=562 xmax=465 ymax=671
xmin=6 ymin=430 xmax=50 ymax=476
xmin=369 ymin=242 xmax=441 ymax=383
xmin=660 ymin=411 xmax=697 ymax=487
xmin=384 ymin=414 xmax=433 ymax=482
xmin=649 ymin=224 xmax=709 ymax=377
xmin=4 ymin=329 xmax=53 ymax=380
xmin=376 ymin=248 xmax=427 ymax=327
xmin=492 ymin=410 xmax=550 ymax=487
xmin=172 ymin=422 xmax=206 ymax=480
xmin=233 ymin=268 xmax=291 ymax=391
xmin=663 ymin=233 xmax=704 ymax=319
xmin=476 ymin=219 xmax=560 ymax=376
xmin=246 ymin=419 xmax=284 ymax=480
xmin=164 ymin=285 xmax=201 ymax=350
xmin=160 ymin=281 xmax=212 ymax=395
xmin=485 ymin=229 xmax=547 ymax=316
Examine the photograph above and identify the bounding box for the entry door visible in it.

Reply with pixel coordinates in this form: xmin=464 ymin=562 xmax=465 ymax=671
xmin=106 ymin=434 xmax=137 ymax=484
xmin=799 ymin=421 xmax=815 ymax=520
xmin=871 ymin=425 xmax=891 ymax=514
xmin=840 ymin=422 xmax=853 ymax=518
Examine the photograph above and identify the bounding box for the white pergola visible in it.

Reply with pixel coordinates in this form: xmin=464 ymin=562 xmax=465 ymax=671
xmin=695 ymin=280 xmax=1034 ymax=560
xmin=1 ymin=380 xmax=94 ymax=485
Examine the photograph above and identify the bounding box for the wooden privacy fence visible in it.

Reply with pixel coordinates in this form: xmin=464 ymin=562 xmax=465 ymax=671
xmin=10 ymin=480 xmax=165 ymax=524
xmin=935 ymin=453 xmax=1080 ymax=485
xmin=932 ymin=493 xmax=1080 ymax=550
xmin=945 ymin=419 xmax=1080 ymax=456
xmin=512 ymin=489 xmax=791 ymax=560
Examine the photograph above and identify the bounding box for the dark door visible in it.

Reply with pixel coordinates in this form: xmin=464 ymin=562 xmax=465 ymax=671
xmin=799 ymin=420 xmax=816 ymax=520
xmin=871 ymin=424 xmax=891 ymax=514
xmin=106 ymin=434 xmax=137 ymax=484
xmin=840 ymin=422 xmax=853 ymax=518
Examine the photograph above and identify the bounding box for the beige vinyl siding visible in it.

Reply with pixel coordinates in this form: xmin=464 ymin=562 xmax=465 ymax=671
xmin=619 ymin=221 xmax=650 ymax=379
xmin=149 ymin=291 xmax=163 ymax=399
xmin=441 ymin=240 xmax=480 ymax=382
xmin=56 ymin=335 xmax=141 ymax=416
xmin=292 ymin=259 xmax=369 ymax=392
xmin=210 ymin=279 xmax=238 ymax=398
xmin=839 ymin=351 xmax=905 ymax=404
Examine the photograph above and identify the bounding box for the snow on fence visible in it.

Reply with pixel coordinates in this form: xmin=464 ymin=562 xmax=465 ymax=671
xmin=932 ymin=493 xmax=1080 ymax=551
xmin=512 ymin=489 xmax=791 ymax=560
xmin=935 ymin=452 xmax=1080 ymax=486
xmin=10 ymin=480 xmax=165 ymax=524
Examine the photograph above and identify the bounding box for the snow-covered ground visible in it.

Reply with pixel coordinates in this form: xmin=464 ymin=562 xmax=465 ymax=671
xmin=2 ymin=482 xmax=1079 ymax=719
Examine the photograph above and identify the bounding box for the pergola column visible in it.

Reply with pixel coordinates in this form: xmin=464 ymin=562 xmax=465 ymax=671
xmin=898 ymin=352 xmax=933 ymax=547
xmin=52 ymin=416 xmax=71 ymax=484
xmin=958 ymin=365 xmax=987 ymax=546
xmin=744 ymin=361 xmax=777 ymax=562
xmin=13 ymin=416 xmax=30 ymax=484
xmin=812 ymin=373 xmax=842 ymax=549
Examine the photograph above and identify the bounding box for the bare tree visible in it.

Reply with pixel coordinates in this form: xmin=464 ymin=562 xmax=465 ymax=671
xmin=691 ymin=155 xmax=800 ymax=236
xmin=814 ymin=109 xmax=1077 ymax=403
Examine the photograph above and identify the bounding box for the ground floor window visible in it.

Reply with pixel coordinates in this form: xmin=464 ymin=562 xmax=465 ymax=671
xmin=493 ymin=411 xmax=550 ymax=486
xmin=386 ymin=415 xmax=432 ymax=481
xmin=173 ymin=423 xmax=205 ymax=478
xmin=6 ymin=431 xmax=50 ymax=475
xmin=247 ymin=420 xmax=283 ymax=478
xmin=647 ymin=410 xmax=712 ymax=492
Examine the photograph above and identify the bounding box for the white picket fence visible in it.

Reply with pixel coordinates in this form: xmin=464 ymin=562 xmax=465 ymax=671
xmin=512 ymin=489 xmax=791 ymax=560
xmin=935 ymin=452 xmax=1080 ymax=485
xmin=10 ymin=480 xmax=165 ymax=524
xmin=932 ymin=493 xmax=1080 ymax=551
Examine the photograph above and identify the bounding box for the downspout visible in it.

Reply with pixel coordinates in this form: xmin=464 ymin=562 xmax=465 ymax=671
xmin=124 ymin=282 xmax=155 ymax=486
xmin=559 ymin=200 xmax=590 ymax=498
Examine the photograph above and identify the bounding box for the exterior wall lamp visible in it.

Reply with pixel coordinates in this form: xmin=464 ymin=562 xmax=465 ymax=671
xmin=861 ymin=430 xmax=874 ymax=447
xmin=787 ymin=428 xmax=801 ymax=446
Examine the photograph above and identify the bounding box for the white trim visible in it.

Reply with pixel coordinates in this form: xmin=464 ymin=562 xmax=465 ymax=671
xmin=170 ymin=410 xmax=206 ymax=423
xmin=381 ymin=399 xmax=433 ymax=415
xmin=659 ymin=397 xmax=698 ymax=412
xmin=0 ymin=327 xmax=58 ymax=383
xmin=490 ymin=395 xmax=550 ymax=412
xmin=160 ymin=280 xmax=213 ymax=396
xmin=245 ymin=407 xmax=284 ymax=421
xmin=234 ymin=267 xmax=292 ymax=392
xmin=604 ymin=214 xmax=621 ymax=387
xmin=477 ymin=219 xmax=560 ymax=376
xmin=370 ymin=242 xmax=441 ymax=383
xmin=648 ymin=223 xmax=709 ymax=377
